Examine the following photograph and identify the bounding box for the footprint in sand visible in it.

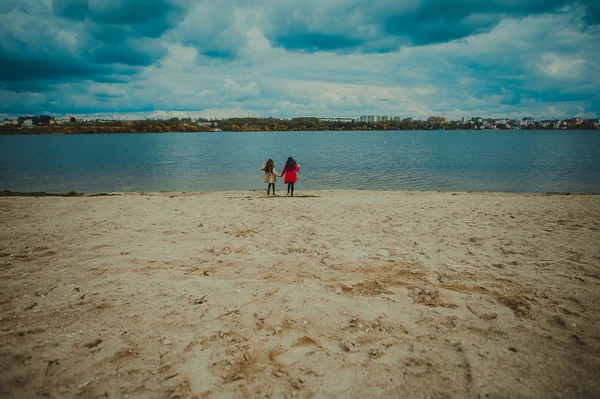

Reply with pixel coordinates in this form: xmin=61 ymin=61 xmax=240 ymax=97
xmin=273 ymin=336 xmax=321 ymax=366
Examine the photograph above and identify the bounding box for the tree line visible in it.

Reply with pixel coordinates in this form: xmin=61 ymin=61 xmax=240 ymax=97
xmin=1 ymin=115 xmax=598 ymax=134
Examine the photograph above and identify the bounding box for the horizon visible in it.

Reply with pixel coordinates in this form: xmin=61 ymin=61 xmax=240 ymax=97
xmin=1 ymin=1 xmax=599 ymax=120
xmin=3 ymin=113 xmax=598 ymax=123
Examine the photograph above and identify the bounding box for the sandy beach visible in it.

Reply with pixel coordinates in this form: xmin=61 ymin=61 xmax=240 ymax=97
xmin=1 ymin=190 xmax=599 ymax=398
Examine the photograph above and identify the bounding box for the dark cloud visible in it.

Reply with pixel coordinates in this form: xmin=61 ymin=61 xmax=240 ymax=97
xmin=86 ymin=23 xmax=131 ymax=44
xmin=274 ymin=32 xmax=363 ymax=52
xmin=263 ymin=0 xmax=598 ymax=52
xmin=0 ymin=1 xmax=20 ymax=14
xmin=1 ymin=80 xmax=63 ymax=93
xmin=95 ymin=93 xmax=124 ymax=99
xmin=85 ymin=37 xmax=168 ymax=66
xmin=0 ymin=4 xmax=105 ymax=86
xmin=0 ymin=51 xmax=103 ymax=83
xmin=202 ymin=51 xmax=236 ymax=59
xmin=88 ymin=0 xmax=182 ymax=25
xmin=52 ymin=0 xmax=188 ymax=27
xmin=384 ymin=3 xmax=497 ymax=45
xmin=381 ymin=0 xmax=575 ymax=45
xmin=52 ymin=0 xmax=89 ymax=20
xmin=582 ymin=2 xmax=600 ymax=24
xmin=0 ymin=0 xmax=187 ymax=92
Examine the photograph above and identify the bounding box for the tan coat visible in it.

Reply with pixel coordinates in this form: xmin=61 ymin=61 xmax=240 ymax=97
xmin=261 ymin=163 xmax=280 ymax=184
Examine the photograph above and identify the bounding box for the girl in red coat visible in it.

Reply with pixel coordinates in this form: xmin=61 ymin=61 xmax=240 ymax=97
xmin=281 ymin=156 xmax=300 ymax=196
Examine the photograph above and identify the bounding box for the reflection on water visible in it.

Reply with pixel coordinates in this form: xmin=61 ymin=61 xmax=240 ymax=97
xmin=0 ymin=130 xmax=599 ymax=193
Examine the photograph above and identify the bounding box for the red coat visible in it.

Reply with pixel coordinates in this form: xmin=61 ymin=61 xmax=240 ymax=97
xmin=281 ymin=164 xmax=300 ymax=183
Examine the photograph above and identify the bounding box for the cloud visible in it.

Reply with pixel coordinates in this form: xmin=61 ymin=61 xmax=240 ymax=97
xmin=0 ymin=0 xmax=598 ymax=119
xmin=220 ymin=78 xmax=260 ymax=102
xmin=85 ymin=38 xmax=168 ymax=66
xmin=274 ymin=32 xmax=363 ymax=52
xmin=52 ymin=0 xmax=89 ymax=20
xmin=0 ymin=0 xmax=190 ymax=90
xmin=53 ymin=0 xmax=190 ymax=35
xmin=0 ymin=5 xmax=110 ymax=84
xmin=174 ymin=1 xmax=251 ymax=59
xmin=260 ymin=0 xmax=600 ymax=52
xmin=91 ymin=84 xmax=126 ymax=99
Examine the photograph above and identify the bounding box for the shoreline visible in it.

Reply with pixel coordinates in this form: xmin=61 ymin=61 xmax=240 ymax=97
xmin=1 ymin=191 xmax=599 ymax=397
xmin=2 ymin=128 xmax=600 ymax=136
xmin=1 ymin=189 xmax=598 ymax=197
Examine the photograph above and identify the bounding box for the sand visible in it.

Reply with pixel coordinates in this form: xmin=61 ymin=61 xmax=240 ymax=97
xmin=0 ymin=190 xmax=599 ymax=398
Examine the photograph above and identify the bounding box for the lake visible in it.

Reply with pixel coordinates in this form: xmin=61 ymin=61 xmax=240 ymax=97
xmin=1 ymin=130 xmax=599 ymax=193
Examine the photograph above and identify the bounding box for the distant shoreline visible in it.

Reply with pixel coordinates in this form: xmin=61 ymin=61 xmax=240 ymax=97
xmin=3 ymin=115 xmax=599 ymax=134
xmin=1 ymin=189 xmax=596 ymax=197
xmin=1 ymin=128 xmax=599 ymax=136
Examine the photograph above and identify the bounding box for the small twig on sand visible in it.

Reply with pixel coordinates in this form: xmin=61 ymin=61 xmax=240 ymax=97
xmin=24 ymin=302 xmax=37 ymax=311
xmin=159 ymin=350 xmax=169 ymax=364
xmin=221 ymin=308 xmax=239 ymax=317
xmin=161 ymin=373 xmax=178 ymax=383
xmin=193 ymin=295 xmax=207 ymax=305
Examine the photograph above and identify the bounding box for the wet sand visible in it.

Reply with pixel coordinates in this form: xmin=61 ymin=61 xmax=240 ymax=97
xmin=1 ymin=190 xmax=599 ymax=398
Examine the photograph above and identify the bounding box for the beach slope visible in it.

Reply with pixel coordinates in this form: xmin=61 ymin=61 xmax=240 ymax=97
xmin=1 ymin=191 xmax=599 ymax=398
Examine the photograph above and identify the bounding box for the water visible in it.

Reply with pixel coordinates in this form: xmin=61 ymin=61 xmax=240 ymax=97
xmin=0 ymin=130 xmax=599 ymax=193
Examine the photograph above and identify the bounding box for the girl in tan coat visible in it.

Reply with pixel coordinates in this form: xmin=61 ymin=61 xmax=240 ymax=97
xmin=261 ymin=158 xmax=281 ymax=196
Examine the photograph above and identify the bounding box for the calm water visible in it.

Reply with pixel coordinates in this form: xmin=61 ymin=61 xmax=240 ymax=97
xmin=0 ymin=130 xmax=599 ymax=193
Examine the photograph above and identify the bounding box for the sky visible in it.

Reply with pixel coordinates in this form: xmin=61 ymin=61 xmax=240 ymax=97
xmin=0 ymin=0 xmax=599 ymax=120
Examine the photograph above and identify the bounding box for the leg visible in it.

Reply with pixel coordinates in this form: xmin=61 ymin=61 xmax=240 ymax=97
xmin=267 ymin=183 xmax=272 ymax=195
xmin=291 ymin=182 xmax=295 ymax=196
xmin=287 ymin=183 xmax=291 ymax=195
xmin=272 ymin=183 xmax=276 ymax=195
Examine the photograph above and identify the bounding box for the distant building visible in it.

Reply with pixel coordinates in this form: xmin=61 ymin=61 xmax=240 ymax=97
xmin=23 ymin=119 xmax=34 ymax=128
xmin=427 ymin=116 xmax=448 ymax=124
xmin=521 ymin=117 xmax=535 ymax=127
xmin=358 ymin=115 xmax=403 ymax=124
xmin=566 ymin=117 xmax=584 ymax=127
xmin=318 ymin=117 xmax=354 ymax=123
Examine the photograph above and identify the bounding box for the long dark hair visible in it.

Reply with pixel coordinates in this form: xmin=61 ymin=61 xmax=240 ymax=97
xmin=285 ymin=157 xmax=297 ymax=170
xmin=264 ymin=158 xmax=274 ymax=173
